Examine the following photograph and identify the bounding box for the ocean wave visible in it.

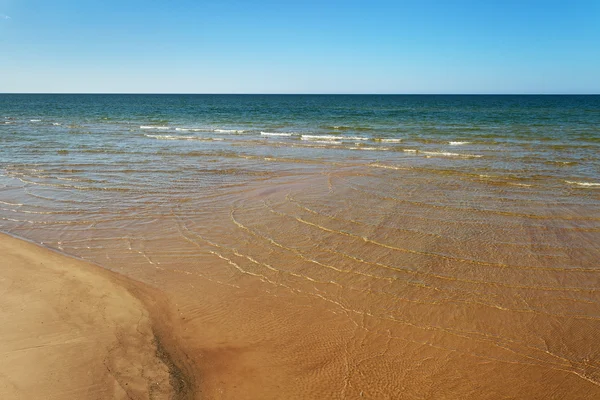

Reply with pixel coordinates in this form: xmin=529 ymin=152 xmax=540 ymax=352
xmin=145 ymin=134 xmax=223 ymax=141
xmin=301 ymin=134 xmax=341 ymax=141
xmin=30 ymin=119 xmax=41 ymax=122
xmin=449 ymin=141 xmax=470 ymax=145
xmin=422 ymin=151 xmax=482 ymax=158
xmin=176 ymin=127 xmax=246 ymax=133
xmin=326 ymin=125 xmax=373 ymax=131
xmin=346 ymin=136 xmax=369 ymax=141
xmin=369 ymin=164 xmax=407 ymax=170
xmin=140 ymin=125 xmax=171 ymax=130
xmin=378 ymin=138 xmax=402 ymax=143
xmin=215 ymin=129 xmax=246 ymax=133
xmin=565 ymin=180 xmax=600 ymax=187
xmin=145 ymin=134 xmax=186 ymax=140
xmin=261 ymin=132 xmax=294 ymax=137
xmin=301 ymin=134 xmax=369 ymax=141
xmin=349 ymin=146 xmax=389 ymax=151
xmin=175 ymin=127 xmax=211 ymax=132
xmin=303 ymin=140 xmax=342 ymax=145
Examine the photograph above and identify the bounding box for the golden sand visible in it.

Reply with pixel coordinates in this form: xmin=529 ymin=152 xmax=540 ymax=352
xmin=2 ymin=166 xmax=600 ymax=399
xmin=0 ymin=233 xmax=191 ymax=400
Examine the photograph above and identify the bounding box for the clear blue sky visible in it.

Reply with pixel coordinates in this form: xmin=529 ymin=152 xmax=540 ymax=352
xmin=1 ymin=0 xmax=599 ymax=93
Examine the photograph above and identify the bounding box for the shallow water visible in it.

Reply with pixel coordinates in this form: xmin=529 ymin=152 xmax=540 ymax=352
xmin=1 ymin=95 xmax=600 ymax=398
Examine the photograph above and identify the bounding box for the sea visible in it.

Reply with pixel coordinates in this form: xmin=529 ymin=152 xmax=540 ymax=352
xmin=1 ymin=94 xmax=600 ymax=398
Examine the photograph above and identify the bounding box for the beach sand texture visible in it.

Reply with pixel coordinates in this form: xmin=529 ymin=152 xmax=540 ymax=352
xmin=3 ymin=170 xmax=600 ymax=399
xmin=0 ymin=233 xmax=189 ymax=400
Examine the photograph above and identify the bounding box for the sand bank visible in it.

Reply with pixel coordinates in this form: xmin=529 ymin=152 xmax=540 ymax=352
xmin=0 ymin=233 xmax=191 ymax=400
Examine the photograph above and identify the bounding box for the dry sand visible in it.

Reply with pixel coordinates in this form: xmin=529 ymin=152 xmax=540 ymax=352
xmin=0 ymin=233 xmax=191 ymax=400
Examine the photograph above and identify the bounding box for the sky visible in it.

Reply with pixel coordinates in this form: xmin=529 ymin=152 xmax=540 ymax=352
xmin=1 ymin=0 xmax=599 ymax=93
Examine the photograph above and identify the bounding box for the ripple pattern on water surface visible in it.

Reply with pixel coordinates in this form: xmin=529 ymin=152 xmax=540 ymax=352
xmin=1 ymin=94 xmax=600 ymax=399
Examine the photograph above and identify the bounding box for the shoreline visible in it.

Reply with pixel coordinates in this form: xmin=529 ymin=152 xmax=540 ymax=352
xmin=0 ymin=232 xmax=194 ymax=400
xmin=1 ymin=94 xmax=600 ymax=398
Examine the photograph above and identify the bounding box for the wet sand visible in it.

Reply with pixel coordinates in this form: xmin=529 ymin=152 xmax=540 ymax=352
xmin=0 ymin=233 xmax=191 ymax=400
xmin=2 ymin=165 xmax=600 ymax=399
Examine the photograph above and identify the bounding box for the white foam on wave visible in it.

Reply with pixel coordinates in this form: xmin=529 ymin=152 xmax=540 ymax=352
xmin=449 ymin=141 xmax=470 ymax=145
xmin=301 ymin=134 xmax=341 ymax=141
xmin=349 ymin=146 xmax=389 ymax=151
xmin=403 ymin=149 xmax=417 ymax=153
xmin=140 ymin=125 xmax=170 ymax=130
xmin=565 ymin=180 xmax=600 ymax=187
xmin=346 ymin=136 xmax=369 ymax=141
xmin=52 ymin=123 xmax=61 ymax=126
xmin=304 ymin=140 xmax=342 ymax=145
xmin=175 ymin=127 xmax=211 ymax=132
xmin=145 ymin=134 xmax=183 ymax=140
xmin=145 ymin=134 xmax=223 ymax=141
xmin=369 ymin=164 xmax=406 ymax=170
xmin=422 ymin=151 xmax=482 ymax=158
xmin=379 ymin=138 xmax=402 ymax=143
xmin=301 ymin=134 xmax=369 ymax=141
xmin=215 ymin=129 xmax=246 ymax=133
xmin=30 ymin=119 xmax=41 ymax=122
xmin=261 ymin=132 xmax=293 ymax=137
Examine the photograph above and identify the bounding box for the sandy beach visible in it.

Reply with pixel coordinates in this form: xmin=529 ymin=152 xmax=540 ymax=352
xmin=2 ymin=0 xmax=600 ymax=394
xmin=0 ymin=233 xmax=191 ymax=400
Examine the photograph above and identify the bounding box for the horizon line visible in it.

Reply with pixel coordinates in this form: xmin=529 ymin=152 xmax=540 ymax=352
xmin=1 ymin=92 xmax=599 ymax=96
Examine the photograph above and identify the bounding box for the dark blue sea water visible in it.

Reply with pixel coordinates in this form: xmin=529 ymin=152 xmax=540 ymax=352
xmin=1 ymin=95 xmax=599 ymax=187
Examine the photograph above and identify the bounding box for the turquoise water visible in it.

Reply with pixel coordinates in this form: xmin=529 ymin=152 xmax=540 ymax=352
xmin=1 ymin=94 xmax=599 ymax=187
